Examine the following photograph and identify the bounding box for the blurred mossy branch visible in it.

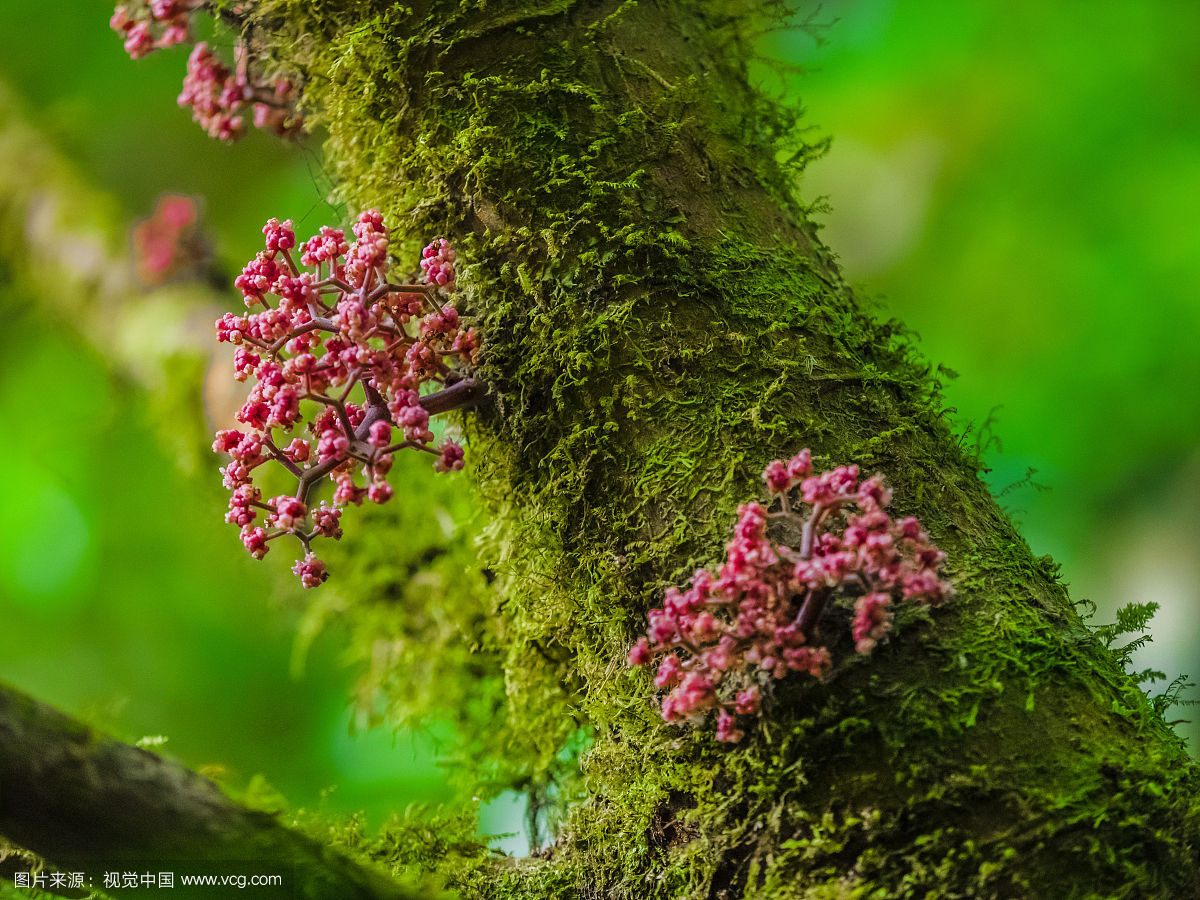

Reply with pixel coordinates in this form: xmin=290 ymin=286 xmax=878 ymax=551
xmin=0 ymin=81 xmax=218 ymax=471
xmin=0 ymin=681 xmax=416 ymax=900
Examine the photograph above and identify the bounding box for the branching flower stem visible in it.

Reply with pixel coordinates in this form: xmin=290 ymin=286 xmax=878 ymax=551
xmin=213 ymin=213 xmax=479 ymax=587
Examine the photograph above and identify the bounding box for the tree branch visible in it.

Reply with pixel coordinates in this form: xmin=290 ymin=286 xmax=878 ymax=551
xmin=0 ymin=682 xmax=414 ymax=900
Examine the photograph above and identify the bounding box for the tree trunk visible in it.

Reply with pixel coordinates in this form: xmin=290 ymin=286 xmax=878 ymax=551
xmin=12 ymin=1 xmax=1200 ymax=897
xmin=231 ymin=1 xmax=1200 ymax=896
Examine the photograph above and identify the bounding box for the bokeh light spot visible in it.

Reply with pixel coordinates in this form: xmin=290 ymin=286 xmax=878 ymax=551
xmin=0 ymin=474 xmax=91 ymax=607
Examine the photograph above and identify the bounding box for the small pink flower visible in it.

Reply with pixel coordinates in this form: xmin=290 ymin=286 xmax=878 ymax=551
xmin=157 ymin=23 xmax=188 ymax=47
xmin=762 ymin=459 xmax=791 ymax=494
xmin=225 ymin=485 xmax=259 ymax=527
xmin=435 ymin=439 xmax=465 ymax=473
xmin=262 ymin=218 xmax=295 ymax=252
xmin=216 ymin=312 xmax=249 ymax=344
xmin=240 ymin=526 xmax=269 ymax=560
xmin=628 ymin=638 xmax=651 ymax=666
xmin=283 ymin=438 xmax=311 ymax=463
xmin=333 ymin=474 xmax=367 ymax=507
xmin=406 ymin=341 xmax=437 ymax=378
xmin=421 ymin=304 xmax=460 ymax=336
xmin=149 ymin=0 xmax=184 ymax=21
xmin=734 ymin=686 xmax=760 ymax=715
xmin=903 ymin=570 xmax=948 ymax=604
xmin=368 ymin=420 xmax=392 ymax=448
xmin=783 ymin=646 xmax=831 ymax=678
xmin=396 ymin=403 xmax=432 ymax=443
xmin=236 ymin=400 xmax=269 ymax=430
xmin=367 ymin=480 xmax=393 ymax=504
xmin=123 ymin=21 xmax=154 ymax=58
xmin=419 ymin=238 xmax=456 ymax=286
xmin=233 ymin=348 xmax=260 ymax=382
xmin=858 ymin=475 xmax=893 ymax=510
xmin=452 ymin=327 xmax=480 ymax=363
xmin=654 ymin=654 xmax=682 ymax=689
xmin=110 ymin=6 xmax=131 ymax=32
xmin=672 ymin=672 xmax=716 ymax=718
xmin=212 ymin=429 xmax=243 ymax=454
xmin=311 ymin=503 xmax=342 ymax=539
xmin=853 ymin=593 xmax=893 ymax=654
xmin=300 ymin=226 xmax=348 ymax=267
xmin=715 ymin=710 xmax=744 ymax=743
xmin=786 ymin=449 xmax=812 ymax=480
xmin=270 ymin=495 xmax=307 ymax=531
xmin=317 ymin=428 xmax=350 ymax=463
xmin=291 ymin=553 xmax=327 ymax=589
xmin=220 ymin=463 xmax=249 ymax=490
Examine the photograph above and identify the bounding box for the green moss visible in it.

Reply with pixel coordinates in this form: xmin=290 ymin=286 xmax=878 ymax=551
xmin=227 ymin=1 xmax=1200 ymax=896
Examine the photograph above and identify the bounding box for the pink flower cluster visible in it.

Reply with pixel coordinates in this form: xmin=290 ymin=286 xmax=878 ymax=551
xmin=111 ymin=1 xmax=303 ymax=141
xmin=420 ymin=239 xmax=456 ymax=286
xmin=213 ymin=212 xmax=480 ymax=587
xmin=629 ymin=450 xmax=951 ymax=743
xmin=110 ymin=0 xmax=196 ymax=58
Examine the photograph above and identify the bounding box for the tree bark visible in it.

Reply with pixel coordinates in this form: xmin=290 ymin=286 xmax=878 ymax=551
xmin=0 ymin=682 xmax=414 ymax=900
xmin=224 ymin=1 xmax=1200 ymax=896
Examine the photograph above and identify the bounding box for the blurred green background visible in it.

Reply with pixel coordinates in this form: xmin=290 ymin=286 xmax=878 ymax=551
xmin=770 ymin=0 xmax=1200 ymax=745
xmin=0 ymin=0 xmax=1197 ymax=850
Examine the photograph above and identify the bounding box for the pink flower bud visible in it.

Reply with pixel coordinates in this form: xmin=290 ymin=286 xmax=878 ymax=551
xmin=628 ymin=638 xmax=651 ymax=666
xmin=654 ymin=654 xmax=683 ymax=689
xmin=212 ymin=429 xmax=244 ymax=454
xmin=262 ymin=218 xmax=295 ymax=252
xmin=123 ymin=22 xmax=154 ymax=58
xmin=435 ymin=439 xmax=465 ymax=473
xmin=291 ymin=553 xmax=327 ymax=589
xmin=283 ymin=439 xmax=311 ymax=463
xmin=762 ymin=459 xmax=791 ymax=494
xmin=715 ymin=710 xmax=744 ymax=743
xmin=240 ymin=526 xmax=269 ymax=560
xmin=311 ymin=503 xmax=342 ymax=539
xmin=734 ymin=686 xmax=760 ymax=715
xmin=367 ymin=480 xmax=393 ymax=504
xmin=368 ymin=420 xmax=392 ymax=448
xmin=270 ymin=495 xmax=307 ymax=531
xmin=317 ymin=428 xmax=349 ymax=463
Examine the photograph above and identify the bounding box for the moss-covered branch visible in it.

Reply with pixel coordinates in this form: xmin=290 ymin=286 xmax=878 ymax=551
xmin=0 ymin=80 xmax=228 ymax=471
xmin=0 ymin=682 xmax=416 ymax=900
xmin=0 ymin=83 xmax=221 ymax=381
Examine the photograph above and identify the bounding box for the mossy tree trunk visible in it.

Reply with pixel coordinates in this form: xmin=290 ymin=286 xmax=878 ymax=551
xmin=90 ymin=0 xmax=1200 ymax=896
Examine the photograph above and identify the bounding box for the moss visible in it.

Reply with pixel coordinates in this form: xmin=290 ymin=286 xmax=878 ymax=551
xmin=224 ymin=0 xmax=1200 ymax=896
